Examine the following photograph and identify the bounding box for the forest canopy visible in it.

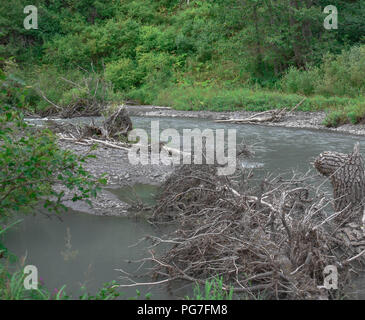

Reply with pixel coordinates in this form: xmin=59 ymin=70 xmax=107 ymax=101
xmin=1 ymin=0 xmax=365 ymax=120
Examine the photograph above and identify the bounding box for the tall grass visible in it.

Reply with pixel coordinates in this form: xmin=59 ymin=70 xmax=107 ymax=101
xmin=186 ymin=276 xmax=233 ymax=300
xmin=154 ymin=85 xmax=360 ymax=112
xmin=281 ymin=45 xmax=365 ymax=98
xmin=323 ymin=102 xmax=365 ymax=127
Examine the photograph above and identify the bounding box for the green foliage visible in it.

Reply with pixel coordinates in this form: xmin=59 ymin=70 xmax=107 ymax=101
xmin=318 ymin=46 xmax=365 ymax=97
xmin=105 ymin=58 xmax=141 ymax=91
xmin=155 ymin=85 xmax=357 ymax=113
xmin=280 ymin=66 xmax=321 ymax=96
xmin=1 ymin=0 xmax=364 ymax=113
xmin=0 ymin=67 xmax=106 ymax=217
xmin=0 ymin=253 xmax=121 ymax=300
xmin=128 ymin=289 xmax=152 ymax=300
xmin=78 ymin=281 xmax=121 ymax=300
xmin=1 ymin=0 xmax=365 ymax=118
xmin=13 ymin=63 xmax=118 ymax=115
xmin=323 ymin=102 xmax=365 ymax=127
xmin=322 ymin=110 xmax=345 ymax=128
xmin=0 ymin=264 xmax=51 ymax=300
xmin=0 ymin=120 xmax=103 ymax=218
xmin=281 ymin=46 xmax=365 ymax=98
xmin=44 ymin=18 xmax=141 ymax=68
xmin=186 ymin=276 xmax=233 ymax=300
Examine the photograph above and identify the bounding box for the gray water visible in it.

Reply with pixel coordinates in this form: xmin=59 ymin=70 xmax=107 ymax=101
xmin=5 ymin=116 xmax=365 ymax=299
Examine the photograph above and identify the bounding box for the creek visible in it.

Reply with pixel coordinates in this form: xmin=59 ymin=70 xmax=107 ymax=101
xmin=4 ymin=115 xmax=365 ymax=299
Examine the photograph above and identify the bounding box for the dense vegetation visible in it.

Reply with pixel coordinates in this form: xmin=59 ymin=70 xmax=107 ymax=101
xmin=0 ymin=67 xmax=113 ymax=299
xmin=1 ymin=0 xmax=365 ymax=300
xmin=1 ymin=0 xmax=365 ymax=125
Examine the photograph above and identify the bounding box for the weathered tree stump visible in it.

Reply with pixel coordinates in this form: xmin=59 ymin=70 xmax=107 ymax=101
xmin=102 ymin=106 xmax=132 ymax=139
xmin=314 ymin=143 xmax=365 ymax=225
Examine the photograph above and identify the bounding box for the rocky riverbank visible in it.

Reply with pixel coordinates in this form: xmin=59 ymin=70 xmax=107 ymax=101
xmin=126 ymin=105 xmax=365 ymax=136
xmin=57 ymin=140 xmax=174 ymax=216
xmin=49 ymin=105 xmax=365 ymax=216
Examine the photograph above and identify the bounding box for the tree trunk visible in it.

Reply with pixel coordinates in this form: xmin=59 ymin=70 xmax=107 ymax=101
xmin=314 ymin=143 xmax=365 ymax=226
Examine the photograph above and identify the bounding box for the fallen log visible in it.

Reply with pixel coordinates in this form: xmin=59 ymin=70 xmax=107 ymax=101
xmin=215 ymin=98 xmax=306 ymax=124
xmin=314 ymin=142 xmax=365 ymax=226
xmin=215 ymin=109 xmax=285 ymax=124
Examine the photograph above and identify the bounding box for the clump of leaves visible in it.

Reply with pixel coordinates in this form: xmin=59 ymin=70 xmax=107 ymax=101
xmin=186 ymin=276 xmax=233 ymax=300
xmin=0 ymin=67 xmax=106 ymax=218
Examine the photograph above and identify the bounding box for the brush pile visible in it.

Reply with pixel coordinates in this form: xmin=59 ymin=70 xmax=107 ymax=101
xmin=145 ymin=156 xmax=365 ymax=299
xmin=49 ymin=106 xmax=133 ymax=150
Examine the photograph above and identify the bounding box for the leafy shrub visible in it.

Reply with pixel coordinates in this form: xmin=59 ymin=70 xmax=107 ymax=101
xmin=0 ymin=69 xmax=106 ymax=218
xmin=281 ymin=66 xmax=321 ymax=96
xmin=155 ymin=85 xmax=357 ymax=112
xmin=105 ymin=58 xmax=142 ymax=91
xmin=323 ymin=102 xmax=365 ymax=127
xmin=322 ymin=110 xmax=345 ymax=128
xmin=281 ymin=45 xmax=365 ymax=98
xmin=186 ymin=276 xmax=233 ymax=300
xmin=125 ymin=52 xmax=177 ymax=103
xmin=20 ymin=64 xmax=118 ymax=115
xmin=137 ymin=52 xmax=176 ymax=82
xmin=317 ymin=46 xmax=365 ymax=97
xmin=44 ymin=19 xmax=141 ymax=68
xmin=138 ymin=25 xmax=176 ymax=53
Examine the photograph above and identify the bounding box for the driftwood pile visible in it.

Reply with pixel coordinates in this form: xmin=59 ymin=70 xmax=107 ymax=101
xmin=102 ymin=107 xmax=133 ymax=139
xmin=120 ymin=144 xmax=365 ymax=300
xmin=52 ymin=107 xmax=189 ymax=158
xmin=51 ymin=106 xmax=133 ymax=150
xmin=36 ymin=68 xmax=114 ymax=118
xmin=215 ymin=98 xmax=306 ymax=124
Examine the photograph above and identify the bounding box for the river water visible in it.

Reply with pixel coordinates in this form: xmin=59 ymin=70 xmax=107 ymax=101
xmin=4 ymin=116 xmax=365 ymax=299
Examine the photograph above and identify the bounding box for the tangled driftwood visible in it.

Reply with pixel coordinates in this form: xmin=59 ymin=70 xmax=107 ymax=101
xmin=215 ymin=109 xmax=287 ymax=124
xmin=102 ymin=106 xmax=132 ymax=139
xmin=114 ymin=162 xmax=365 ymax=299
xmin=215 ymin=98 xmax=306 ymax=124
xmin=113 ymin=142 xmax=365 ymax=300
xmin=51 ymin=108 xmax=190 ymax=159
xmin=49 ymin=106 xmax=133 ymax=148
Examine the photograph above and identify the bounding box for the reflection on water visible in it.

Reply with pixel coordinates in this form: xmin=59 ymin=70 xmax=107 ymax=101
xmin=4 ymin=209 xmax=191 ymax=299
xmin=107 ymin=184 xmax=158 ymax=207
xmin=11 ymin=116 xmax=365 ymax=299
xmin=60 ymin=227 xmax=79 ymax=261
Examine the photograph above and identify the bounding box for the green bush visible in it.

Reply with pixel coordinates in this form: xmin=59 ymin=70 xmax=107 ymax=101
xmin=155 ymin=85 xmax=357 ymax=112
xmin=186 ymin=276 xmax=233 ymax=300
xmin=281 ymin=66 xmax=321 ymax=96
xmin=105 ymin=58 xmax=142 ymax=91
xmin=317 ymin=46 xmax=365 ymax=97
xmin=138 ymin=25 xmax=176 ymax=53
xmin=281 ymin=45 xmax=365 ymax=98
xmin=323 ymin=102 xmax=365 ymax=127
xmin=322 ymin=110 xmax=345 ymax=128
xmin=16 ymin=64 xmax=118 ymax=115
xmin=44 ymin=19 xmax=141 ymax=69
xmin=0 ymin=69 xmax=106 ymax=218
